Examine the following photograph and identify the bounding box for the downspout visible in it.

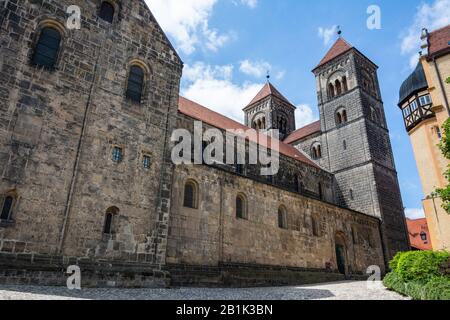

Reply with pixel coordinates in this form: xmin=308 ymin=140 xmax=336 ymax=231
xmin=433 ymin=56 xmax=450 ymax=116
xmin=58 ymin=41 xmax=103 ymax=254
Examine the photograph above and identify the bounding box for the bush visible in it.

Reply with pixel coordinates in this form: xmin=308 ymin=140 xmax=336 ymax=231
xmin=423 ymin=277 xmax=450 ymax=300
xmin=396 ymin=251 xmax=449 ymax=282
xmin=384 ymin=251 xmax=450 ymax=300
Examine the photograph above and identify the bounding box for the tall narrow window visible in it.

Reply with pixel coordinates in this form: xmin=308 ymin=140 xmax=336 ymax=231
xmin=335 ymin=80 xmax=342 ymax=95
xmin=328 ymin=83 xmax=335 ymax=98
xmin=342 ymin=76 xmax=348 ymax=92
xmin=32 ymin=27 xmax=61 ymax=69
xmin=236 ymin=194 xmax=247 ymax=220
xmin=1 ymin=196 xmax=14 ymax=220
xmin=312 ymin=217 xmax=320 ymax=236
xmin=183 ymin=180 xmax=198 ymax=209
xmin=278 ymin=206 xmax=288 ymax=229
xmin=99 ymin=1 xmax=115 ymax=23
xmin=103 ymin=207 xmax=119 ymax=234
xmin=126 ymin=65 xmax=145 ymax=103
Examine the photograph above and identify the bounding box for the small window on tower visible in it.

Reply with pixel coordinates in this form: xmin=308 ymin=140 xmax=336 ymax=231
xmin=143 ymin=155 xmax=151 ymax=169
xmin=112 ymin=146 xmax=123 ymax=163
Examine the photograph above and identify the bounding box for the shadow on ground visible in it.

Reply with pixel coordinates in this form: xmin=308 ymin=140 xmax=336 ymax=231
xmin=0 ymin=285 xmax=335 ymax=300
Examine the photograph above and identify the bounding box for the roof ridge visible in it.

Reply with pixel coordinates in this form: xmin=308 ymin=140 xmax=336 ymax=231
xmin=244 ymin=82 xmax=294 ymax=109
xmin=314 ymin=38 xmax=353 ymax=70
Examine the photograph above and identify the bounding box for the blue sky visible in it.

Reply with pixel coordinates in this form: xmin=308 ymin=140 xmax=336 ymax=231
xmin=146 ymin=0 xmax=450 ymax=219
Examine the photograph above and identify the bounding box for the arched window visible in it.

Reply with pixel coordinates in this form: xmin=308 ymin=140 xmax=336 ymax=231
xmin=335 ymin=79 xmax=342 ymax=95
xmin=32 ymin=27 xmax=62 ymax=69
xmin=328 ymin=83 xmax=335 ymax=98
xmin=311 ymin=143 xmax=322 ymax=160
xmin=103 ymin=207 xmax=119 ymax=234
xmin=343 ymin=140 xmax=347 ymax=150
xmin=312 ymin=216 xmax=320 ymax=236
xmin=336 ymin=108 xmax=348 ymax=125
xmin=126 ymin=65 xmax=145 ymax=103
xmin=236 ymin=194 xmax=247 ymax=220
xmin=1 ymin=196 xmax=14 ymax=221
xmin=342 ymin=76 xmax=348 ymax=92
xmin=99 ymin=1 xmax=115 ymax=23
xmin=278 ymin=206 xmax=288 ymax=229
xmin=183 ymin=180 xmax=198 ymax=209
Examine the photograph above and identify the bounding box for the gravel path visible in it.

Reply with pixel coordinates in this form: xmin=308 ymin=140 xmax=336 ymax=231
xmin=0 ymin=281 xmax=408 ymax=300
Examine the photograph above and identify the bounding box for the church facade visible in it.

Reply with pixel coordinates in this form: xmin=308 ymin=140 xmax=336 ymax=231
xmin=0 ymin=0 xmax=408 ymax=287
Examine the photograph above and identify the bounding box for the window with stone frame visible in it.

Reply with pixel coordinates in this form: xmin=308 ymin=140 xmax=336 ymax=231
xmin=278 ymin=206 xmax=288 ymax=229
xmin=103 ymin=207 xmax=119 ymax=234
xmin=236 ymin=194 xmax=247 ymax=220
xmin=112 ymin=146 xmax=123 ymax=163
xmin=312 ymin=216 xmax=320 ymax=236
xmin=99 ymin=1 xmax=115 ymax=23
xmin=183 ymin=180 xmax=198 ymax=209
xmin=0 ymin=195 xmax=15 ymax=221
xmin=32 ymin=27 xmax=62 ymax=70
xmin=142 ymin=154 xmax=152 ymax=169
xmin=126 ymin=65 xmax=145 ymax=103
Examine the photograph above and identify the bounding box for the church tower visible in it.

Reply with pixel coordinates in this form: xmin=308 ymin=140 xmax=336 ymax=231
xmin=312 ymin=38 xmax=410 ymax=259
xmin=244 ymin=82 xmax=296 ymax=140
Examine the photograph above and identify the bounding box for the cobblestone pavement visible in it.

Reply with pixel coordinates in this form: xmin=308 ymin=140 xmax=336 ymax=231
xmin=0 ymin=281 xmax=408 ymax=300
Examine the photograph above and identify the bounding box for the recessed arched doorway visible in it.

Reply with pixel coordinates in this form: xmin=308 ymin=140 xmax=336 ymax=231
xmin=335 ymin=233 xmax=347 ymax=276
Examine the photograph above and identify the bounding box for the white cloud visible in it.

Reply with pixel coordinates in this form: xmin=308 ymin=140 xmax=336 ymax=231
xmin=181 ymin=62 xmax=263 ymax=122
xmin=400 ymin=0 xmax=450 ymax=68
xmin=239 ymin=59 xmax=286 ymax=80
xmin=145 ymin=0 xmax=230 ymax=55
xmin=318 ymin=25 xmax=338 ymax=46
xmin=295 ymin=104 xmax=318 ymax=129
xmin=233 ymin=0 xmax=258 ymax=9
xmin=239 ymin=60 xmax=272 ymax=78
xmin=405 ymin=208 xmax=426 ymax=220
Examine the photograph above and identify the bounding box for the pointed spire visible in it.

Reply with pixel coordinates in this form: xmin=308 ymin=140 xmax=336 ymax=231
xmin=314 ymin=37 xmax=353 ymax=71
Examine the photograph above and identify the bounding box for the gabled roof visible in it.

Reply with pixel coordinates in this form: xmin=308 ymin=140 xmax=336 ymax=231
xmin=406 ymin=218 xmax=432 ymax=251
xmin=428 ymin=24 xmax=450 ymax=57
xmin=284 ymin=121 xmax=321 ymax=144
xmin=244 ymin=82 xmax=295 ymax=110
xmin=314 ymin=38 xmax=353 ymax=71
xmin=178 ymin=96 xmax=319 ymax=168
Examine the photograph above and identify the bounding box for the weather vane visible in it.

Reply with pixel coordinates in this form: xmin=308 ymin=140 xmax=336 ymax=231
xmin=266 ymin=71 xmax=270 ymax=82
xmin=337 ymin=25 xmax=342 ymax=37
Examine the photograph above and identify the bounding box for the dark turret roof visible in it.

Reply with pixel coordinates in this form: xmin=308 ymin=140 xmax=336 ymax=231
xmin=398 ymin=62 xmax=428 ymax=105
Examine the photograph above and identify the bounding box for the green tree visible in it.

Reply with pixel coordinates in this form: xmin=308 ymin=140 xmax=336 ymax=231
xmin=446 ymin=77 xmax=450 ymax=84
xmin=435 ymin=118 xmax=450 ymax=213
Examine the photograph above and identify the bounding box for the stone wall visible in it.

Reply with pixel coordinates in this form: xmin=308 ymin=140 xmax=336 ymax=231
xmin=166 ymin=163 xmax=386 ymax=284
xmin=0 ymin=0 xmax=182 ymax=284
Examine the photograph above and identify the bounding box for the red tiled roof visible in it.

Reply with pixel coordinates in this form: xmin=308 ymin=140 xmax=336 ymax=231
xmin=406 ymin=218 xmax=432 ymax=251
xmin=428 ymin=25 xmax=450 ymax=57
xmin=314 ymin=38 xmax=353 ymax=70
xmin=244 ymin=82 xmax=294 ymax=109
xmin=283 ymin=121 xmax=321 ymax=144
xmin=178 ymin=96 xmax=319 ymax=168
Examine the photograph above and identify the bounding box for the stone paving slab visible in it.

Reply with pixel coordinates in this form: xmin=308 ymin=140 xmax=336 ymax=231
xmin=0 ymin=281 xmax=409 ymax=300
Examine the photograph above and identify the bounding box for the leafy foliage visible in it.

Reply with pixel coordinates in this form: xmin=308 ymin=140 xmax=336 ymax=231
xmin=396 ymin=251 xmax=449 ymax=282
xmin=435 ymin=118 xmax=450 ymax=213
xmin=446 ymin=77 xmax=450 ymax=84
xmin=384 ymin=251 xmax=450 ymax=300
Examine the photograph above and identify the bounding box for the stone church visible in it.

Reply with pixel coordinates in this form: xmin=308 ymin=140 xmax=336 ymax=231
xmin=0 ymin=0 xmax=409 ymax=287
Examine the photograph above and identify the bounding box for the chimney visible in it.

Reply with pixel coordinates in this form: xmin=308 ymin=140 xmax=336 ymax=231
xmin=420 ymin=28 xmax=429 ymax=56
